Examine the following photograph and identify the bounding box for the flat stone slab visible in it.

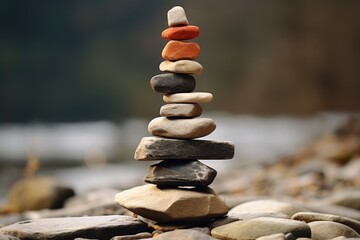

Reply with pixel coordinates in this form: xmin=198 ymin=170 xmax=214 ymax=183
xmin=148 ymin=117 xmax=216 ymax=139
xmin=145 ymin=160 xmax=217 ymax=187
xmin=134 ymin=137 xmax=235 ymax=160
xmin=160 ymin=103 xmax=202 ymax=118
xmin=114 ymin=184 xmax=228 ymax=223
xmin=150 ymin=73 xmax=195 ymax=94
xmin=0 ymin=215 xmax=149 ymax=240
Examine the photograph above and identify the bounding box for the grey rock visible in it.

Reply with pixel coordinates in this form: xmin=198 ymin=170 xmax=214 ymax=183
xmin=134 ymin=137 xmax=235 ymax=161
xmin=167 ymin=6 xmax=189 ymax=27
xmin=150 ymin=73 xmax=195 ymax=94
xmin=145 ymin=160 xmax=217 ymax=187
xmin=0 ymin=234 xmax=21 ymax=240
xmin=326 ymin=191 xmax=360 ymax=211
xmin=0 ymin=215 xmax=148 ymax=240
xmin=156 ymin=229 xmax=216 ymax=240
xmin=211 ymin=217 xmax=311 ymax=239
xmin=292 ymin=212 xmax=360 ymax=234
xmin=163 ymin=92 xmax=213 ymax=104
xmin=308 ymin=221 xmax=360 ymax=240
xmin=160 ymin=103 xmax=202 ymax=118
xmin=110 ymin=232 xmax=152 ymax=240
xmin=208 ymin=216 xmax=238 ymax=229
xmin=229 ymin=211 xmax=289 ymax=220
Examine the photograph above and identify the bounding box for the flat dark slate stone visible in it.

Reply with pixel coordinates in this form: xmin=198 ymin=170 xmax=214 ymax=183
xmin=150 ymin=73 xmax=196 ymax=93
xmin=145 ymin=160 xmax=217 ymax=187
xmin=134 ymin=137 xmax=235 ymax=160
xmin=0 ymin=215 xmax=149 ymax=240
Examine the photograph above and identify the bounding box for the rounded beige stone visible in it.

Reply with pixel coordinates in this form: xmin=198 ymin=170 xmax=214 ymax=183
xmin=159 ymin=60 xmax=203 ymax=75
xmin=163 ymin=92 xmax=213 ymax=104
xmin=160 ymin=103 xmax=202 ymax=118
xmin=148 ymin=117 xmax=216 ymax=139
xmin=114 ymin=184 xmax=228 ymax=222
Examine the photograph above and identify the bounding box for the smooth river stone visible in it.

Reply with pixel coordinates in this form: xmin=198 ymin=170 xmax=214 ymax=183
xmin=211 ymin=217 xmax=311 ymax=239
xmin=114 ymin=184 xmax=228 ymax=223
xmin=162 ymin=25 xmax=200 ymax=40
xmin=167 ymin=6 xmax=189 ymax=27
xmin=160 ymin=60 xmax=203 ymax=75
xmin=162 ymin=40 xmax=200 ymax=61
xmin=308 ymin=221 xmax=360 ymax=239
xmin=163 ymin=92 xmax=213 ymax=103
xmin=148 ymin=117 xmax=216 ymax=139
xmin=160 ymin=103 xmax=202 ymax=118
xmin=291 ymin=212 xmax=360 ymax=234
xmin=134 ymin=137 xmax=235 ymax=160
xmin=0 ymin=215 xmax=148 ymax=240
xmin=150 ymin=73 xmax=195 ymax=93
xmin=145 ymin=160 xmax=217 ymax=187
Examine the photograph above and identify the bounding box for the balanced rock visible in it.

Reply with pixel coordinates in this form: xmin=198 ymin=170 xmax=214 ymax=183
xmin=134 ymin=137 xmax=235 ymax=160
xmin=145 ymin=160 xmax=217 ymax=187
xmin=162 ymin=40 xmax=200 ymax=61
xmin=160 ymin=103 xmax=202 ymax=118
xmin=160 ymin=60 xmax=203 ymax=75
xmin=150 ymin=73 xmax=195 ymax=93
xmin=148 ymin=117 xmax=216 ymax=139
xmin=163 ymin=92 xmax=213 ymax=103
xmin=167 ymin=6 xmax=189 ymax=27
xmin=211 ymin=217 xmax=311 ymax=239
xmin=0 ymin=215 xmax=148 ymax=240
xmin=308 ymin=221 xmax=360 ymax=240
xmin=162 ymin=25 xmax=200 ymax=40
xmin=114 ymin=184 xmax=228 ymax=222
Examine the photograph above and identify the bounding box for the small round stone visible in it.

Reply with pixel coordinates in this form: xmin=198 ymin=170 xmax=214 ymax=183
xmin=167 ymin=6 xmax=189 ymax=27
xmin=160 ymin=103 xmax=202 ymax=118
xmin=148 ymin=117 xmax=216 ymax=139
xmin=163 ymin=92 xmax=213 ymax=104
xmin=150 ymin=73 xmax=195 ymax=94
xmin=159 ymin=60 xmax=203 ymax=75
xmin=308 ymin=221 xmax=360 ymax=239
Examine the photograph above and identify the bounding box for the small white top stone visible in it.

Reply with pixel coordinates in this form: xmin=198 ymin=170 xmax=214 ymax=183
xmin=167 ymin=6 xmax=189 ymax=27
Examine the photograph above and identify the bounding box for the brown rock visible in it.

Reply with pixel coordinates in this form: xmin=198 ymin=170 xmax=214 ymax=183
xmin=159 ymin=60 xmax=203 ymax=75
xmin=148 ymin=117 xmax=216 ymax=139
xmin=114 ymin=184 xmax=228 ymax=222
xmin=308 ymin=221 xmax=360 ymax=240
xmin=162 ymin=25 xmax=200 ymax=40
xmin=160 ymin=103 xmax=202 ymax=118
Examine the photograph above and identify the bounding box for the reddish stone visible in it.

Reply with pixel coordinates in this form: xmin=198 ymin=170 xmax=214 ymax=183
xmin=161 ymin=25 xmax=200 ymax=40
xmin=162 ymin=40 xmax=200 ymax=61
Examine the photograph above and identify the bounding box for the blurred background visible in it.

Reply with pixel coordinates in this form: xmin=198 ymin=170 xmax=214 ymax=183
xmin=1 ymin=1 xmax=360 ymax=204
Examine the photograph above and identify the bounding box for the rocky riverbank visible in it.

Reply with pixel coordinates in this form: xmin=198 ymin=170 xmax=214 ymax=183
xmin=0 ymin=118 xmax=359 ymax=239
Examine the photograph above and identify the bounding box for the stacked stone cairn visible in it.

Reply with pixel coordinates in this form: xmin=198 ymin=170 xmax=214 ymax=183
xmin=115 ymin=6 xmax=235 ymax=224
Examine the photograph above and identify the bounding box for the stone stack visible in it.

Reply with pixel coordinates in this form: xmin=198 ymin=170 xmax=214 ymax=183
xmin=115 ymin=6 xmax=235 ymax=224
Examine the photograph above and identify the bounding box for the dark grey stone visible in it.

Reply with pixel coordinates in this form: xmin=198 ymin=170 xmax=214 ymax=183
xmin=135 ymin=137 xmax=235 ymax=160
xmin=145 ymin=160 xmax=217 ymax=187
xmin=150 ymin=73 xmax=196 ymax=93
xmin=0 ymin=215 xmax=149 ymax=240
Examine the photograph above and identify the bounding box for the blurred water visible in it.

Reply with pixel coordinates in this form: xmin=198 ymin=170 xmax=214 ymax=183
xmin=0 ymin=112 xmax=351 ymax=203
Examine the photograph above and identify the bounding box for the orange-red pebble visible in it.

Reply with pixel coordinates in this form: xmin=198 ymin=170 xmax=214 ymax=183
xmin=161 ymin=25 xmax=200 ymax=40
xmin=162 ymin=40 xmax=200 ymax=61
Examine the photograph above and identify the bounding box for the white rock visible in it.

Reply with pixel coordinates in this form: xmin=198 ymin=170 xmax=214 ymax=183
xmin=167 ymin=6 xmax=189 ymax=27
xmin=159 ymin=60 xmax=203 ymax=75
xmin=163 ymin=92 xmax=213 ymax=103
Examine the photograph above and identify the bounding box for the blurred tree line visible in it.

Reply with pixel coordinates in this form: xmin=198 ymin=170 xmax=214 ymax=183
xmin=1 ymin=0 xmax=359 ymax=123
